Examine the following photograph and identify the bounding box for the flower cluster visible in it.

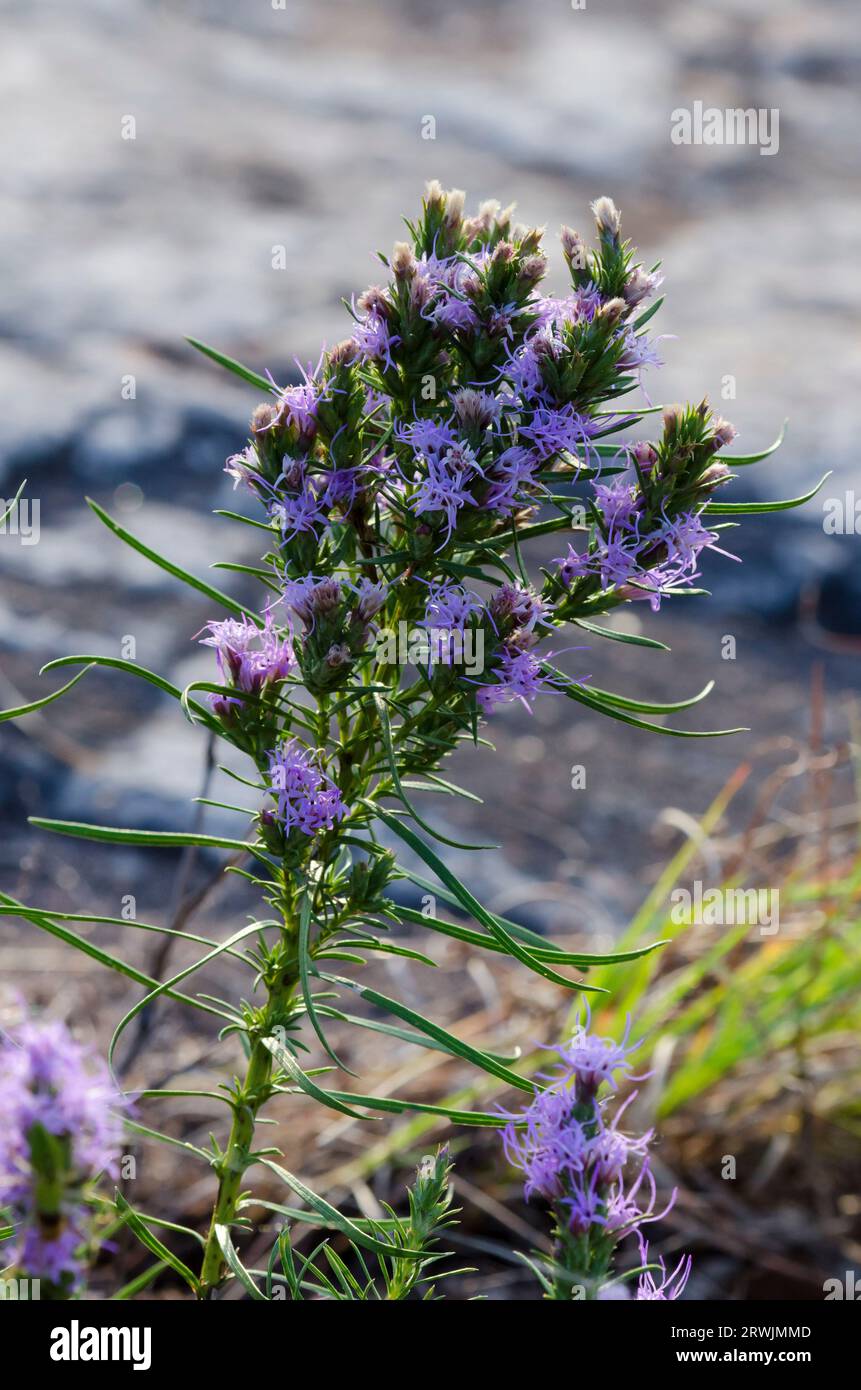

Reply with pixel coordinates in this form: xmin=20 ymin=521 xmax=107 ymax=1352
xmin=266 ymin=739 xmax=347 ymax=836
xmin=500 ymin=1012 xmax=691 ymax=1300
xmin=0 ymin=1015 xmax=125 ymax=1291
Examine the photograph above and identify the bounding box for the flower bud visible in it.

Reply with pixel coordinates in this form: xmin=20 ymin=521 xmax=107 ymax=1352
xmin=517 ymin=253 xmax=548 ymax=288
xmin=390 ymin=241 xmax=417 ymax=280
xmin=591 ymin=195 xmax=621 ymax=243
xmin=250 ymin=403 xmax=277 ymax=436
xmin=598 ymin=297 xmax=627 ymax=326
xmin=325 ymin=642 xmax=351 ymax=669
xmin=709 ymin=416 xmax=737 ymax=451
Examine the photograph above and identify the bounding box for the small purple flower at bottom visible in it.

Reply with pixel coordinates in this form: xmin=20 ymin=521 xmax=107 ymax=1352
xmin=636 ymin=1234 xmax=692 ymax=1300
xmin=267 ymin=740 xmax=347 ymax=836
xmin=0 ymin=1015 xmax=126 ymax=1288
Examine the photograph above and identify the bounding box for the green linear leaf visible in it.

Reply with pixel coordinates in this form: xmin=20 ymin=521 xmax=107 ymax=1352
xmin=186 ymin=336 xmax=276 ymax=394
xmin=0 ymin=478 xmax=26 ymax=528
xmin=260 ymin=1161 xmax=425 ymax=1261
xmin=372 ymin=808 xmax=597 ymax=993
xmin=714 ymin=420 xmax=786 ymax=466
xmin=262 ymin=1035 xmax=368 ymax=1120
xmin=214 ymin=1225 xmax=268 ymax=1300
xmin=40 ymin=655 xmax=220 ymax=730
xmin=392 ymin=904 xmax=666 ymax=967
xmin=322 ymin=1090 xmax=507 ymax=1127
xmin=86 ymin=497 xmax=257 ymax=621
xmin=544 ymin=665 xmax=747 ymax=739
xmin=107 ymin=920 xmax=267 ymax=1068
xmin=703 ymin=472 xmax=830 ymax=515
xmin=583 ymin=678 xmax=715 ymax=715
xmin=326 ymin=974 xmax=534 ymax=1092
xmin=0 ymin=892 xmax=228 ymax=1021
xmin=0 ymin=666 xmax=93 ymax=722
xmin=572 ymin=617 xmax=669 ymax=651
xmin=298 ymin=889 xmax=354 ymax=1074
xmin=28 ymin=817 xmax=267 ymax=859
xmin=375 ymin=693 xmax=494 ymax=851
xmin=114 ymin=1192 xmax=200 ymax=1295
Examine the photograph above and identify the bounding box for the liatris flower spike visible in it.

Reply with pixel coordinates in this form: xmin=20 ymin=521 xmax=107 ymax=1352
xmin=0 ymin=1012 xmax=126 ymax=1297
xmin=2 ymin=186 xmax=818 ymax=1299
xmin=499 ymin=1011 xmax=690 ymax=1300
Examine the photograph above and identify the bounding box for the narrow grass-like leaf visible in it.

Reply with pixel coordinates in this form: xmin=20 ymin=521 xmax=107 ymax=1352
xmin=114 ymin=1192 xmax=200 ymax=1295
xmin=260 ymin=1161 xmax=425 ymax=1261
xmin=86 ymin=498 xmax=257 ymax=621
xmin=0 ymin=666 xmax=93 ymax=722
xmin=186 ymin=336 xmax=276 ymax=394
xmin=214 ymin=1225 xmax=268 ymax=1300
xmin=703 ymin=472 xmax=829 ymax=515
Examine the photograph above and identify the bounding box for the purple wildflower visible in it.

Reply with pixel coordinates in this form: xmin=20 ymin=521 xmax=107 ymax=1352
xmin=200 ymin=607 xmax=294 ymax=694
xmin=477 ymin=645 xmax=552 ymax=714
xmin=636 ymin=1234 xmax=692 ymax=1301
xmin=267 ymin=740 xmax=347 ymax=835
xmin=554 ymin=543 xmax=594 ymax=587
xmin=0 ymin=1016 xmax=126 ymax=1288
xmin=284 ymin=576 xmax=342 ymax=630
xmin=556 ymin=1011 xmax=639 ymax=1102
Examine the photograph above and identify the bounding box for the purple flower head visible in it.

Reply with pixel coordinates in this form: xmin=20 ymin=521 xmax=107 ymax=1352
xmin=353 ymin=577 xmax=388 ymax=626
xmin=0 ymin=1015 xmax=126 ymax=1287
xmin=277 ymin=380 xmax=320 ymax=440
xmin=411 ymin=459 xmax=478 ymax=540
xmin=200 ymin=607 xmax=295 ymax=694
xmin=593 ymin=476 xmax=642 ymax=532
xmin=225 ymin=445 xmax=257 ymax=492
xmin=500 ymin=1088 xmax=590 ymax=1202
xmin=481 ymin=446 xmax=538 ymax=515
xmin=270 ymin=479 xmax=329 ymax=542
xmin=284 ymin=575 xmax=343 ymax=630
xmin=556 ymin=1011 xmax=640 ymax=1102
xmin=488 ymin=583 xmax=551 ymax=634
xmin=519 ymin=405 xmax=598 ymax=462
xmin=636 ymin=1234 xmax=692 ymax=1301
xmin=604 ymin=1159 xmax=676 ymax=1235
xmin=267 ymin=740 xmax=347 ymax=836
xmin=476 ymin=644 xmax=554 ymax=715
xmin=554 ymin=543 xmax=594 ymax=588
xmin=422 ymin=580 xmax=484 ymax=633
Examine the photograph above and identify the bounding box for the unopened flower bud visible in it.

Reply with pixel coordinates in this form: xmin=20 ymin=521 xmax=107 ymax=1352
xmin=491 ymin=240 xmax=515 ymax=265
xmin=631 ymin=441 xmax=658 ymax=469
xmin=424 ymin=179 xmax=445 ymax=211
xmin=452 ymin=388 xmax=498 ymax=432
xmin=591 ymin=195 xmax=621 ymax=242
xmin=518 ymin=253 xmax=547 ymax=288
xmin=623 ymin=266 xmax=658 ymax=308
xmin=697 ymin=462 xmax=731 ymax=492
xmin=327 ymin=339 xmax=359 ymax=370
xmin=357 ymin=285 xmax=390 ymax=316
xmin=444 ymin=188 xmax=465 ymax=229
xmin=325 ymin=642 xmax=351 ymax=669
xmin=560 ymin=225 xmax=588 ymax=272
xmin=250 ymin=403 xmax=277 ymax=436
xmin=391 ymin=241 xmax=416 ymax=279
xmin=312 ymin=578 xmax=342 ymax=615
xmin=710 ymin=417 xmax=737 ymax=451
xmin=598 ymin=297 xmax=627 ymax=326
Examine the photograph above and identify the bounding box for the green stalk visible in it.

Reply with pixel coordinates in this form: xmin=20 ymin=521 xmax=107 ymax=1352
xmin=198 ymin=975 xmax=295 ymax=1298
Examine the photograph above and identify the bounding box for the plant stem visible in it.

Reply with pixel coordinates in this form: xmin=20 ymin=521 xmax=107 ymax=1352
xmin=198 ymin=976 xmax=294 ymax=1298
